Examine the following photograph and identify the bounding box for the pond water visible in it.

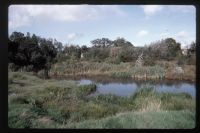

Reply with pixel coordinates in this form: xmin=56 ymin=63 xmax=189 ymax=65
xmin=56 ymin=76 xmax=196 ymax=97
xmin=79 ymin=79 xmax=195 ymax=97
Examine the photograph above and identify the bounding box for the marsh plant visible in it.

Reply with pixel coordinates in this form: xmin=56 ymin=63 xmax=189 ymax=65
xmin=8 ymin=72 xmax=195 ymax=128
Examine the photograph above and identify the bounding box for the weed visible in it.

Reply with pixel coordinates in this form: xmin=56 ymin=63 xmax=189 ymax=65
xmin=8 ymin=72 xmax=195 ymax=128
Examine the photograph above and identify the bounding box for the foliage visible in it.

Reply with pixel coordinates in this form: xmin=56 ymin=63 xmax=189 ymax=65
xmin=187 ymin=41 xmax=196 ymax=55
xmin=84 ymin=47 xmax=110 ymax=61
xmin=113 ymin=37 xmax=134 ymax=47
xmin=8 ymin=31 xmax=60 ymax=77
xmin=8 ymin=30 xmax=196 ymax=129
xmin=63 ymin=45 xmax=81 ymax=59
xmin=148 ymin=38 xmax=182 ymax=60
xmin=9 ymin=31 xmax=195 ymax=76
xmin=111 ymin=71 xmax=131 ymax=78
xmin=118 ymin=46 xmax=135 ymax=62
xmin=8 ymin=72 xmax=195 ymax=128
xmin=91 ymin=38 xmax=113 ymax=48
xmin=66 ymin=110 xmax=195 ymax=129
xmin=77 ymin=84 xmax=97 ymax=96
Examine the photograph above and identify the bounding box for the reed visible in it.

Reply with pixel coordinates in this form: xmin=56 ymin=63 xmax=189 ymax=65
xmin=8 ymin=72 xmax=195 ymax=128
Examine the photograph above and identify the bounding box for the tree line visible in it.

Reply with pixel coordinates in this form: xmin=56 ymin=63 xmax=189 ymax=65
xmin=8 ymin=32 xmax=62 ymax=78
xmin=8 ymin=31 xmax=196 ymax=77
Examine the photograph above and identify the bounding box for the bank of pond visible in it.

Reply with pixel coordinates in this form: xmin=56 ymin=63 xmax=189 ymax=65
xmin=50 ymin=62 xmax=196 ymax=82
xmin=8 ymin=72 xmax=196 ymax=128
xmin=54 ymin=75 xmax=195 ymax=98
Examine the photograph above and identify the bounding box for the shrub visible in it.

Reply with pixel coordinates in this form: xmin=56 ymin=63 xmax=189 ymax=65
xmin=8 ymin=63 xmax=20 ymax=71
xmin=26 ymin=65 xmax=34 ymax=72
xmin=77 ymin=84 xmax=97 ymax=96
xmin=143 ymin=57 xmax=156 ymax=66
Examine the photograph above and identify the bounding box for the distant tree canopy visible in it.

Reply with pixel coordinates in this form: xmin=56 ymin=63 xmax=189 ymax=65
xmin=9 ymin=31 xmax=195 ymax=73
xmin=188 ymin=41 xmax=196 ymax=55
xmin=53 ymin=39 xmax=63 ymax=53
xmin=148 ymin=38 xmax=182 ymax=60
xmin=81 ymin=45 xmax=89 ymax=53
xmin=91 ymin=38 xmax=113 ymax=48
xmin=8 ymin=31 xmax=61 ymax=78
xmin=113 ymin=37 xmax=134 ymax=47
xmin=87 ymin=37 xmax=134 ymax=62
xmin=91 ymin=37 xmax=134 ymax=48
xmin=63 ymin=45 xmax=81 ymax=60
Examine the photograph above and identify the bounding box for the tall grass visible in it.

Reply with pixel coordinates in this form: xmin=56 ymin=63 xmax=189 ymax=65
xmin=50 ymin=61 xmax=165 ymax=80
xmin=50 ymin=61 xmax=131 ymax=76
xmin=130 ymin=65 xmax=165 ymax=79
xmin=8 ymin=72 xmax=195 ymax=128
xmin=76 ymin=84 xmax=97 ymax=97
xmin=65 ymin=110 xmax=195 ymax=129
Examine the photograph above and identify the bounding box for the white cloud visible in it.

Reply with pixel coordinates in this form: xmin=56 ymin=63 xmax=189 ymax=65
xmin=67 ymin=33 xmax=83 ymax=42
xmin=9 ymin=5 xmax=126 ymax=29
xmin=175 ymin=30 xmax=195 ymax=48
xmin=141 ymin=5 xmax=163 ymax=16
xmin=176 ymin=31 xmax=188 ymax=38
xmin=9 ymin=6 xmax=31 ymax=29
xmin=141 ymin=5 xmax=194 ymax=18
xmin=137 ymin=30 xmax=149 ymax=37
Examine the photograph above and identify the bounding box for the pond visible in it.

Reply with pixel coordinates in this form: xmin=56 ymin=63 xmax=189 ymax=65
xmin=56 ymin=76 xmax=196 ymax=97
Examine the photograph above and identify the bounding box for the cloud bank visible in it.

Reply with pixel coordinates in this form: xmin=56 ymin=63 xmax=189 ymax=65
xmin=9 ymin=5 xmax=126 ymax=29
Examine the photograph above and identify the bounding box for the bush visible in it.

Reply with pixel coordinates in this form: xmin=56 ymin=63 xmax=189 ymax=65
xmin=26 ymin=65 xmax=34 ymax=72
xmin=8 ymin=72 xmax=195 ymax=128
xmin=106 ymin=57 xmax=121 ymax=64
xmin=187 ymin=54 xmax=196 ymax=65
xmin=143 ymin=57 xmax=156 ymax=66
xmin=77 ymin=84 xmax=97 ymax=96
xmin=9 ymin=63 xmax=20 ymax=71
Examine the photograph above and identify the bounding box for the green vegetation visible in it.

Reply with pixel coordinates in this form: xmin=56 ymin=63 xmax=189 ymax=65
xmin=8 ymin=31 xmax=196 ymax=128
xmin=77 ymin=84 xmax=97 ymax=97
xmin=8 ymin=31 xmax=196 ymax=81
xmin=52 ymin=61 xmax=165 ymax=77
xmin=8 ymin=72 xmax=195 ymax=128
xmin=66 ymin=110 xmax=195 ymax=129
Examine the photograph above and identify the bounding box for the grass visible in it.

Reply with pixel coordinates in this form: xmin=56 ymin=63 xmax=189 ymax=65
xmin=111 ymin=71 xmax=131 ymax=78
xmin=52 ymin=61 xmax=165 ymax=80
xmin=8 ymin=72 xmax=195 ymax=128
xmin=50 ymin=61 xmax=195 ymax=81
xmin=76 ymin=84 xmax=97 ymax=96
xmin=50 ymin=61 xmax=130 ymax=76
xmin=65 ymin=110 xmax=195 ymax=129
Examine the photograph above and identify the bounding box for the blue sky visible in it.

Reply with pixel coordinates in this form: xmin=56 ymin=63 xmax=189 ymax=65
xmin=9 ymin=5 xmax=195 ymax=48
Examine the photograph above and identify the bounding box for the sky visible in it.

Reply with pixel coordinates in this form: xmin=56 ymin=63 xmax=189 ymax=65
xmin=8 ymin=5 xmax=196 ymax=48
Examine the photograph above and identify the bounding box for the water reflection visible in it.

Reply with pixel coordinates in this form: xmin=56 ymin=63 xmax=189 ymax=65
xmin=54 ymin=76 xmax=195 ymax=97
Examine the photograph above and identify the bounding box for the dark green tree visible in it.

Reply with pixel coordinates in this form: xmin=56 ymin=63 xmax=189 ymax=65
xmin=113 ymin=37 xmax=133 ymax=47
xmin=63 ymin=45 xmax=81 ymax=59
xmin=9 ymin=31 xmax=25 ymax=42
xmin=40 ymin=39 xmax=57 ymax=78
xmin=8 ymin=31 xmax=58 ymax=77
xmin=91 ymin=38 xmax=113 ymax=48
